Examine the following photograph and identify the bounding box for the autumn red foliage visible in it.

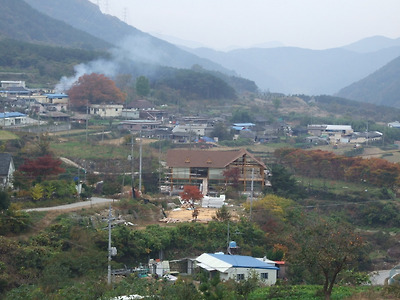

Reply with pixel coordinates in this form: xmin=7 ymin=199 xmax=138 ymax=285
xmin=19 ymin=155 xmax=65 ymax=179
xmin=275 ymin=148 xmax=400 ymax=189
xmin=223 ymin=167 xmax=240 ymax=188
xmin=68 ymin=73 xmax=126 ymax=110
xmin=180 ymin=185 xmax=203 ymax=208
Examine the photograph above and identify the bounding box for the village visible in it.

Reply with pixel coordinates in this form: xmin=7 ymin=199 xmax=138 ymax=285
xmin=2 ymin=76 xmax=400 ymax=299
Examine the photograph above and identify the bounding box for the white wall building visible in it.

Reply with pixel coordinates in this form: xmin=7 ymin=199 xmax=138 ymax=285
xmin=0 ymin=112 xmax=27 ymax=126
xmin=89 ymin=104 xmax=123 ymax=118
xmin=196 ymin=253 xmax=279 ymax=285
xmin=1 ymin=81 xmax=25 ymax=88
xmin=172 ymin=124 xmax=211 ymax=137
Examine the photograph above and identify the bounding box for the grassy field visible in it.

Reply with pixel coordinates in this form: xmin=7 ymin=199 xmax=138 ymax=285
xmin=51 ymin=140 xmax=129 ymax=159
xmin=0 ymin=130 xmax=19 ymax=140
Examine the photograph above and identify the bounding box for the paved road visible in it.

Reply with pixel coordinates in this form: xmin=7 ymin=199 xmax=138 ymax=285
xmin=24 ymin=197 xmax=118 ymax=212
xmin=370 ymin=270 xmax=390 ymax=285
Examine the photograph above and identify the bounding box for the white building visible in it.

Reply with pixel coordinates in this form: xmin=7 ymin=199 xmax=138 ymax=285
xmin=121 ymin=109 xmax=140 ymax=119
xmin=196 ymin=253 xmax=279 ymax=284
xmin=89 ymin=104 xmax=123 ymax=117
xmin=1 ymin=81 xmax=25 ymax=88
xmin=388 ymin=121 xmax=400 ymax=128
xmin=0 ymin=112 xmax=27 ymax=126
xmin=148 ymin=259 xmax=170 ymax=277
xmin=172 ymin=124 xmax=211 ymax=137
xmin=307 ymin=124 xmax=354 ymax=144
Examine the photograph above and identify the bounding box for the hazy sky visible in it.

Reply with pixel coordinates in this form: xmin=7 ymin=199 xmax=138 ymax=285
xmin=90 ymin=0 xmax=400 ymax=50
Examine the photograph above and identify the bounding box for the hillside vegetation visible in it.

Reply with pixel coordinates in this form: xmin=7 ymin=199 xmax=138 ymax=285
xmin=337 ymin=56 xmax=400 ymax=108
xmin=0 ymin=0 xmax=110 ymax=50
xmin=0 ymin=38 xmax=107 ymax=87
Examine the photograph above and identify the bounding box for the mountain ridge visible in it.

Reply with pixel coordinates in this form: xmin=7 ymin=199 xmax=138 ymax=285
xmin=336 ymin=55 xmax=400 ymax=108
xmin=23 ymin=0 xmax=233 ymax=74
xmin=17 ymin=0 xmax=400 ymax=107
xmin=188 ymin=45 xmax=400 ymax=95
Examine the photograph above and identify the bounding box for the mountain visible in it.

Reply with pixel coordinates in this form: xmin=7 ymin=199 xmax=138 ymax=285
xmin=0 ymin=0 xmax=110 ymax=50
xmin=188 ymin=44 xmax=400 ymax=95
xmin=342 ymin=35 xmax=400 ymax=53
xmin=23 ymin=0 xmax=232 ymax=73
xmin=336 ymin=55 xmax=400 ymax=108
xmin=19 ymin=0 xmax=400 ymax=98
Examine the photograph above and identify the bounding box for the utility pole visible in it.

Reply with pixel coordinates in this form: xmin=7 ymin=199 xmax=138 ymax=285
xmin=107 ymin=204 xmax=117 ymax=285
xmin=86 ymin=104 xmax=89 ymax=143
xmin=139 ymin=134 xmax=142 ymax=193
xmin=158 ymin=135 xmax=161 ymax=193
xmin=226 ymin=221 xmax=230 ymax=251
xmin=250 ymin=168 xmax=254 ymax=221
xmin=84 ymin=161 xmax=87 ymax=183
xmin=130 ymin=134 xmax=135 ymax=198
xmin=107 ymin=204 xmax=112 ymax=285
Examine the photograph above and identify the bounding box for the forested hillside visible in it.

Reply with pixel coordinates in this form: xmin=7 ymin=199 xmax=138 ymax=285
xmin=0 ymin=39 xmax=107 ymax=87
xmin=0 ymin=0 xmax=110 ymax=50
xmin=337 ymin=56 xmax=400 ymax=108
xmin=0 ymin=37 xmax=254 ymax=98
xmin=24 ymin=0 xmax=233 ymax=74
xmin=298 ymin=95 xmax=400 ymax=123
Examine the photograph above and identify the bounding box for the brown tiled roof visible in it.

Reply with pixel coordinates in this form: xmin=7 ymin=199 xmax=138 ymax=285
xmin=128 ymin=99 xmax=154 ymax=110
xmin=166 ymin=149 xmax=266 ymax=169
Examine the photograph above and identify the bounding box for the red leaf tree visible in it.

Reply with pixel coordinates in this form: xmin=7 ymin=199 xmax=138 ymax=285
xmin=68 ymin=73 xmax=126 ymax=111
xmin=223 ymin=167 xmax=240 ymax=188
xmin=180 ymin=185 xmax=203 ymax=208
xmin=19 ymin=155 xmax=65 ymax=180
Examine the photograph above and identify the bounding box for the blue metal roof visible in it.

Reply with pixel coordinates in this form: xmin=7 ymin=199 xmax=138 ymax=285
xmin=233 ymin=123 xmax=255 ymax=127
xmin=195 ymin=136 xmax=215 ymax=143
xmin=0 ymin=112 xmax=26 ymax=118
xmin=45 ymin=93 xmax=69 ymax=99
xmin=208 ymin=253 xmax=279 ymax=270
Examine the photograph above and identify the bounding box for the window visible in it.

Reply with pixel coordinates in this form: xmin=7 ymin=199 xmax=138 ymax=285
xmin=237 ymin=274 xmax=245 ymax=281
xmin=261 ymin=273 xmax=268 ymax=280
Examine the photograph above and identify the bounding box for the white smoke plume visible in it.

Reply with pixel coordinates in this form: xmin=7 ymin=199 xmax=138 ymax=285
xmin=54 ymin=35 xmax=166 ymax=93
xmin=55 ymin=58 xmax=118 ymax=93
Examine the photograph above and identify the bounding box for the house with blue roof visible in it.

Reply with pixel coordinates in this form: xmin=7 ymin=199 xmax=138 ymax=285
xmin=196 ymin=253 xmax=279 ymax=284
xmin=0 ymin=112 xmax=27 ymax=126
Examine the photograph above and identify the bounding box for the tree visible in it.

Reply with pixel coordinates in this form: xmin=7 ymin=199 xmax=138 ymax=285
xmin=212 ymin=205 xmax=231 ymax=222
xmin=272 ymin=98 xmax=281 ymax=111
xmin=180 ymin=186 xmax=203 ymax=221
xmin=35 ymin=133 xmax=53 ymax=156
xmin=244 ymin=194 xmax=295 ymax=234
xmin=291 ymin=217 xmax=364 ymax=300
xmin=30 ymin=184 xmax=44 ymax=201
xmin=68 ymin=73 xmax=126 ymax=110
xmin=19 ymin=155 xmax=65 ymax=180
xmin=135 ymin=75 xmax=150 ymax=97
xmin=223 ymin=167 xmax=240 ymax=189
xmin=269 ymin=164 xmax=305 ymax=199
xmin=0 ymin=191 xmax=10 ymax=210
xmin=211 ymin=122 xmax=232 ymax=141
xmin=231 ymin=109 xmax=253 ymax=123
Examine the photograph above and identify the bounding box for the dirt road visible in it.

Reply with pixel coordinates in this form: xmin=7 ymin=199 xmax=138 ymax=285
xmin=23 ymin=197 xmax=118 ymax=212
